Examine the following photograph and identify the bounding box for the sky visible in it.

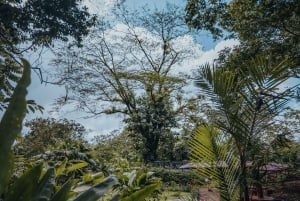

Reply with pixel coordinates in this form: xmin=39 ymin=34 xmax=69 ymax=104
xmin=24 ymin=0 xmax=239 ymax=140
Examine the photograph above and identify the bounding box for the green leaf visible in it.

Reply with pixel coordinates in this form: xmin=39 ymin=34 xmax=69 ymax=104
xmin=50 ymin=179 xmax=73 ymax=201
xmin=0 ymin=58 xmax=31 ymax=194
xmin=80 ymin=172 xmax=104 ymax=184
xmin=5 ymin=164 xmax=43 ymax=201
xmin=189 ymin=125 xmax=240 ymax=201
xmin=136 ymin=173 xmax=147 ymax=186
xmin=123 ymin=170 xmax=136 ymax=186
xmin=72 ymin=176 xmax=119 ymax=201
xmin=56 ymin=158 xmax=68 ymax=177
xmin=32 ymin=168 xmax=55 ymax=201
xmin=66 ymin=161 xmax=89 ymax=174
xmin=28 ymin=105 xmax=35 ymax=113
xmin=120 ymin=182 xmax=161 ymax=201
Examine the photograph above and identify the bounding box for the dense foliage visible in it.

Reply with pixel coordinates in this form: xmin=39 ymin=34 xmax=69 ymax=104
xmin=16 ymin=118 xmax=87 ymax=157
xmin=0 ymin=0 xmax=96 ymax=110
xmin=93 ymin=130 xmax=139 ymax=168
xmin=153 ymin=168 xmax=204 ymax=187
xmin=185 ymin=0 xmax=300 ymax=76
xmin=1 ymin=1 xmax=300 ymax=201
xmin=0 ymin=0 xmax=96 ymax=47
xmin=125 ymin=96 xmax=177 ymax=162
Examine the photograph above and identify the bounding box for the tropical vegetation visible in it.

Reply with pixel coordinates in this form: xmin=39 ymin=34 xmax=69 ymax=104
xmin=1 ymin=0 xmax=300 ymax=201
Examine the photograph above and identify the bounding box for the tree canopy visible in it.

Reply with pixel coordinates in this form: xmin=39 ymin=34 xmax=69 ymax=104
xmin=185 ymin=0 xmax=300 ymax=73
xmin=0 ymin=0 xmax=96 ymax=48
xmin=16 ymin=118 xmax=87 ymax=157
xmin=0 ymin=0 xmax=97 ymax=109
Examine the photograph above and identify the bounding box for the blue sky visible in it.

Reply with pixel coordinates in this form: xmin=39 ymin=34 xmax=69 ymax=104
xmin=24 ymin=0 xmax=238 ymax=139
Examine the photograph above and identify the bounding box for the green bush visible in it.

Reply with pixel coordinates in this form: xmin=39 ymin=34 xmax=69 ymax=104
xmin=152 ymin=168 xmax=204 ymax=187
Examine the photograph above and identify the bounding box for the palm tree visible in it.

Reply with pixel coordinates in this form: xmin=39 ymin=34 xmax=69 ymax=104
xmin=189 ymin=55 xmax=295 ymax=201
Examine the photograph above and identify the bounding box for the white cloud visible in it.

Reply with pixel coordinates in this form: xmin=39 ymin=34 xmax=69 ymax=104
xmin=170 ymin=37 xmax=239 ymax=76
xmin=188 ymin=39 xmax=239 ymax=68
xmin=84 ymin=0 xmax=120 ymax=16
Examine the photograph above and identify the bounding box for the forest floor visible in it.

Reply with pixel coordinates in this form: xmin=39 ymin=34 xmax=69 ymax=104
xmin=196 ymin=180 xmax=300 ymax=201
xmin=198 ymin=188 xmax=220 ymax=201
xmin=164 ymin=188 xmax=220 ymax=201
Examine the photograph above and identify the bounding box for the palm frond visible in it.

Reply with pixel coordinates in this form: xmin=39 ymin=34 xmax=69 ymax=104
xmin=193 ymin=54 xmax=295 ymax=201
xmin=195 ymin=64 xmax=241 ymax=111
xmin=242 ymin=55 xmax=292 ymax=92
xmin=189 ymin=125 xmax=240 ymax=201
xmin=240 ymin=55 xmax=292 ymax=113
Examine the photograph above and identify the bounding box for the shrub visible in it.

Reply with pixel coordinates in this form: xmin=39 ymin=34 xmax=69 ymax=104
xmin=152 ymin=168 xmax=204 ymax=187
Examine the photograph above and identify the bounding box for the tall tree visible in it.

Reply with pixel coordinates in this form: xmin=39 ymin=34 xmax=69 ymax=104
xmin=52 ymin=5 xmax=198 ymax=162
xmin=124 ymin=96 xmax=177 ymax=162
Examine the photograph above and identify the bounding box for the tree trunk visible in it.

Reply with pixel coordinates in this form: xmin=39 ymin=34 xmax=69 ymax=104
xmin=240 ymin=157 xmax=250 ymax=201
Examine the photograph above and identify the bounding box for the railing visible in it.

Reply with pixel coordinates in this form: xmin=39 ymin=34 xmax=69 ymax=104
xmin=152 ymin=161 xmax=188 ymax=168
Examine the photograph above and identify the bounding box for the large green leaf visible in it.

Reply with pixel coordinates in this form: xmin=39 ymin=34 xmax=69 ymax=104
xmin=0 ymin=58 xmax=31 ymax=194
xmin=189 ymin=125 xmax=240 ymax=201
xmin=56 ymin=158 xmax=68 ymax=177
xmin=5 ymin=164 xmax=43 ymax=201
xmin=120 ymin=182 xmax=161 ymax=201
xmin=32 ymin=168 xmax=55 ymax=201
xmin=66 ymin=160 xmax=89 ymax=174
xmin=123 ymin=170 xmax=136 ymax=187
xmin=72 ymin=175 xmax=119 ymax=201
xmin=50 ymin=179 xmax=73 ymax=201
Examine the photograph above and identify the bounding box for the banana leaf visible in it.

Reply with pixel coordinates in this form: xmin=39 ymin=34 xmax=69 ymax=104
xmin=0 ymin=59 xmax=31 ymax=194
xmin=32 ymin=168 xmax=55 ymax=201
xmin=5 ymin=164 xmax=42 ymax=201
xmin=50 ymin=179 xmax=73 ymax=201
xmin=120 ymin=182 xmax=161 ymax=201
xmin=71 ymin=175 xmax=119 ymax=201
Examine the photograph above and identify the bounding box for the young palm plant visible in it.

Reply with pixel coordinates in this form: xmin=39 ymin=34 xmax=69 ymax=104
xmin=189 ymin=125 xmax=240 ymax=201
xmin=190 ymin=55 xmax=295 ymax=201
